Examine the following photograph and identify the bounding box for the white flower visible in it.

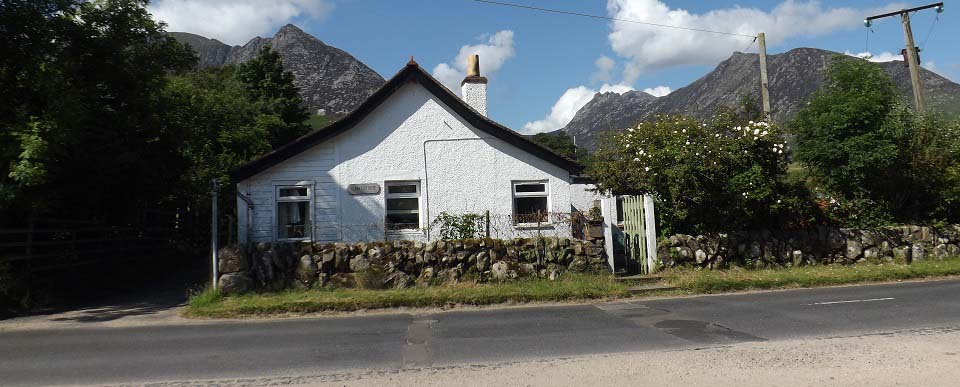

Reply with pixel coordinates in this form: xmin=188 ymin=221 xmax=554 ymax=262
xmin=685 ymin=141 xmax=690 ymax=145
xmin=753 ymin=128 xmax=760 ymax=135
xmin=682 ymin=128 xmax=686 ymax=133
xmin=749 ymin=120 xmax=754 ymax=125
xmin=644 ymin=166 xmax=650 ymax=172
xmin=753 ymin=136 xmax=758 ymax=140
xmin=761 ymin=130 xmax=768 ymax=136
xmin=778 ymin=149 xmax=783 ymax=154
xmin=772 ymin=147 xmax=778 ymax=152
xmin=777 ymin=199 xmax=782 ymax=204
xmin=633 ymin=158 xmax=640 ymax=162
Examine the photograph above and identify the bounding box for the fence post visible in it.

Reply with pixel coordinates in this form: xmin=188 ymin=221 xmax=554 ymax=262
xmin=485 ymin=210 xmax=490 ymax=238
xmin=211 ymin=178 xmax=219 ymax=290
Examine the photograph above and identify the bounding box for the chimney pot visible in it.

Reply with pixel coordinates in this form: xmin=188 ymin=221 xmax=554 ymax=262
xmin=461 ymin=54 xmax=488 ymax=116
xmin=467 ymin=54 xmax=480 ymax=77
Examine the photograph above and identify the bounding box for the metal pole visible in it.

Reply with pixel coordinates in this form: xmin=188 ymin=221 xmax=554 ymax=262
xmin=901 ymin=12 xmax=926 ymax=112
xmin=211 ymin=178 xmax=219 ymax=290
xmin=757 ymin=32 xmax=771 ymax=116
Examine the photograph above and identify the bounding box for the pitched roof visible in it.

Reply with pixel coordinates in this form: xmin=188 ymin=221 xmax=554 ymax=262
xmin=231 ymin=61 xmax=584 ymax=181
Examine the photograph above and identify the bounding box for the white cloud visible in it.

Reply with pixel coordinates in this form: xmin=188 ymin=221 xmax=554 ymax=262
xmin=432 ymin=30 xmax=516 ymax=94
xmin=845 ymin=50 xmax=937 ymax=71
xmin=591 ymin=56 xmax=617 ymax=83
xmin=607 ymin=0 xmax=903 ymax=82
xmin=642 ymin=85 xmax=672 ymax=97
xmin=149 ymin=0 xmax=333 ymax=45
xmin=522 ymin=84 xmax=634 ymax=134
xmin=845 ymin=50 xmax=900 ymax=62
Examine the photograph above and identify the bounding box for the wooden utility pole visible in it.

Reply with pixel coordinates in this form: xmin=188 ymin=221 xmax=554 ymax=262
xmin=865 ymin=2 xmax=944 ymax=113
xmin=757 ymin=32 xmax=771 ymax=116
xmin=901 ymin=12 xmax=925 ymax=112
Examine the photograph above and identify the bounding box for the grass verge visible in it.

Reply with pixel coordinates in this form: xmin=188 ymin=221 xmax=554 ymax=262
xmin=662 ymin=257 xmax=960 ymax=294
xmin=186 ymin=258 xmax=960 ymax=318
xmin=185 ymin=273 xmax=629 ymax=318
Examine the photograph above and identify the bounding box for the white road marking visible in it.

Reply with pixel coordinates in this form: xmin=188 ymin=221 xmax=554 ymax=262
xmin=807 ymin=297 xmax=895 ymax=306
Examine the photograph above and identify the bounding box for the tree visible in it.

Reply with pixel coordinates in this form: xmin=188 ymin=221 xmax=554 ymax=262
xmin=163 ymin=47 xmax=313 ymax=244
xmin=530 ymin=131 xmax=586 ymax=160
xmin=792 ymin=56 xmax=960 ymax=226
xmin=0 ymin=0 xmax=197 ymax=225
xmin=236 ymin=46 xmax=310 ymax=147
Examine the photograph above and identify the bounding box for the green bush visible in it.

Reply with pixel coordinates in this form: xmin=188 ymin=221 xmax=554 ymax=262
xmin=588 ymin=112 xmax=814 ymax=235
xmin=429 ymin=212 xmax=486 ymax=240
xmin=793 ymin=56 xmax=960 ymax=226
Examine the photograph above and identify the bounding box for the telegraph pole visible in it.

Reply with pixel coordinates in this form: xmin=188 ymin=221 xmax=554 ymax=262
xmin=757 ymin=32 xmax=771 ymax=116
xmin=865 ymin=2 xmax=945 ymax=113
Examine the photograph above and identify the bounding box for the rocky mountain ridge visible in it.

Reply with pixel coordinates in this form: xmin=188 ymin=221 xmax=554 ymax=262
xmin=169 ymin=25 xmax=385 ymax=115
xmin=563 ymin=47 xmax=960 ymax=150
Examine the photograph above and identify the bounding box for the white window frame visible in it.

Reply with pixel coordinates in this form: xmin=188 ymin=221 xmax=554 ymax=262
xmin=274 ymin=184 xmax=313 ymax=242
xmin=512 ymin=180 xmax=551 ymax=227
xmin=384 ymin=180 xmax=422 ymax=235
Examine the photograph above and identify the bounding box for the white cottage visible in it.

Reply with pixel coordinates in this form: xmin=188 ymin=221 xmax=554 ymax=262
xmin=233 ymin=55 xmax=600 ymax=243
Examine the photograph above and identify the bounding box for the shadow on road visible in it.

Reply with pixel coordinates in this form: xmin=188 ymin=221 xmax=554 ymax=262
xmin=2 ymin=252 xmax=208 ymax=324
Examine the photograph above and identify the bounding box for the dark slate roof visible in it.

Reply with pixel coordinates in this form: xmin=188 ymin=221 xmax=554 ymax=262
xmin=231 ymin=61 xmax=584 ymax=181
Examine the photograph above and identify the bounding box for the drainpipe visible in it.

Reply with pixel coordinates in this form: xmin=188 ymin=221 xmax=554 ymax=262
xmin=237 ymin=191 xmax=254 ymax=245
xmin=422 ymin=136 xmax=494 ymax=241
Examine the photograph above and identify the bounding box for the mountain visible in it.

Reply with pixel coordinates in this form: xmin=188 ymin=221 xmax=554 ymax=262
xmin=169 ymin=25 xmax=385 ymax=115
xmin=564 ymin=47 xmax=960 ymax=150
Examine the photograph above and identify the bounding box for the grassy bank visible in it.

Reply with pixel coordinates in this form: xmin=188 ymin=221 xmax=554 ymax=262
xmin=185 ymin=274 xmax=629 ymax=318
xmin=186 ymin=258 xmax=960 ymax=318
xmin=663 ymin=257 xmax=960 ymax=293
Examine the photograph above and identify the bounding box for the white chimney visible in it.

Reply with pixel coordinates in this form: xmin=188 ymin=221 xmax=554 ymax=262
xmin=461 ymin=54 xmax=487 ymax=116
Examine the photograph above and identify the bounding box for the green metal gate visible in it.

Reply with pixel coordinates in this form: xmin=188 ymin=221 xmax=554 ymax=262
xmin=621 ymin=195 xmax=651 ymax=274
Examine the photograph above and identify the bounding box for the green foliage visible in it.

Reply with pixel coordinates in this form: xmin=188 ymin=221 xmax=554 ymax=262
xmin=589 ymin=112 xmax=814 ymax=235
xmin=531 ymin=131 xmax=587 ymax=160
xmin=429 ymin=212 xmax=487 ymax=240
xmin=236 ymin=46 xmax=310 ymax=147
xmin=0 ymin=0 xmax=197 ymax=225
xmin=793 ymin=56 xmax=960 ymax=226
xmin=305 ymin=114 xmax=335 ymax=129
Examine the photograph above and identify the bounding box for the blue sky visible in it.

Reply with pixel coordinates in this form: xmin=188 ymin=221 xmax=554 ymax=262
xmin=151 ymin=0 xmax=957 ymax=133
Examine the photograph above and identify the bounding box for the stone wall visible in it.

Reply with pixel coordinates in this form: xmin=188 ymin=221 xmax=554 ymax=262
xmin=659 ymin=225 xmax=960 ymax=269
xmin=217 ymin=237 xmax=607 ymax=294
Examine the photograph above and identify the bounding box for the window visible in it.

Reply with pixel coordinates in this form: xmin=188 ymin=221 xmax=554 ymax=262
xmin=512 ymin=181 xmax=549 ymax=224
xmin=385 ymin=181 xmax=420 ymax=232
xmin=277 ymin=185 xmax=312 ymax=240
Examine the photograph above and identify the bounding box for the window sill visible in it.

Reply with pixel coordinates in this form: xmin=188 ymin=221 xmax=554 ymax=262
xmin=386 ymin=229 xmax=424 ymax=240
xmin=277 ymin=238 xmax=312 ymax=243
xmin=514 ymin=223 xmax=555 ymax=230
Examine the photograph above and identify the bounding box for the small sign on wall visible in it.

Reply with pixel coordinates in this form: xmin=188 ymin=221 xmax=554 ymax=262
xmin=348 ymin=183 xmax=381 ymax=195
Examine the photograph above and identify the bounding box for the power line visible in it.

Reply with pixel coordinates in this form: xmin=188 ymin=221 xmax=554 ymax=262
xmin=744 ymin=36 xmax=758 ymax=52
xmin=919 ymin=13 xmax=940 ymax=48
xmin=470 ymin=0 xmax=757 ymax=39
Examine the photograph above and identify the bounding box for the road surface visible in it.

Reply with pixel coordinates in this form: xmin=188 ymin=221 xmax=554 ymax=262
xmin=2 ymin=279 xmax=960 ymax=386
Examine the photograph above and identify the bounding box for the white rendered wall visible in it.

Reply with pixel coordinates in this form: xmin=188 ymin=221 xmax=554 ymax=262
xmin=239 ymin=82 xmax=579 ymax=243
xmin=570 ymin=183 xmax=601 ymax=214
xmin=461 ymin=82 xmax=487 ymax=116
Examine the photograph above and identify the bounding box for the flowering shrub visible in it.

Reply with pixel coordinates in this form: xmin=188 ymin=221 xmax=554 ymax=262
xmin=588 ymin=114 xmax=814 ymax=235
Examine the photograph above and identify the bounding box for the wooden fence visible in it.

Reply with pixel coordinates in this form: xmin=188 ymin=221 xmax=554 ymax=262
xmin=0 ymin=218 xmax=173 ymax=272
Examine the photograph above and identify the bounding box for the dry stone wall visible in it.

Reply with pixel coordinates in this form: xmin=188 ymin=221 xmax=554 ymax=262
xmin=217 ymin=237 xmax=607 ymax=294
xmin=659 ymin=225 xmax=960 ymax=269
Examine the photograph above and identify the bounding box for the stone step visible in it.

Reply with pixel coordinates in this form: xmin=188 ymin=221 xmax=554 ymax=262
xmin=615 ymin=274 xmax=664 ymax=284
xmin=627 ymin=283 xmax=678 ymax=295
